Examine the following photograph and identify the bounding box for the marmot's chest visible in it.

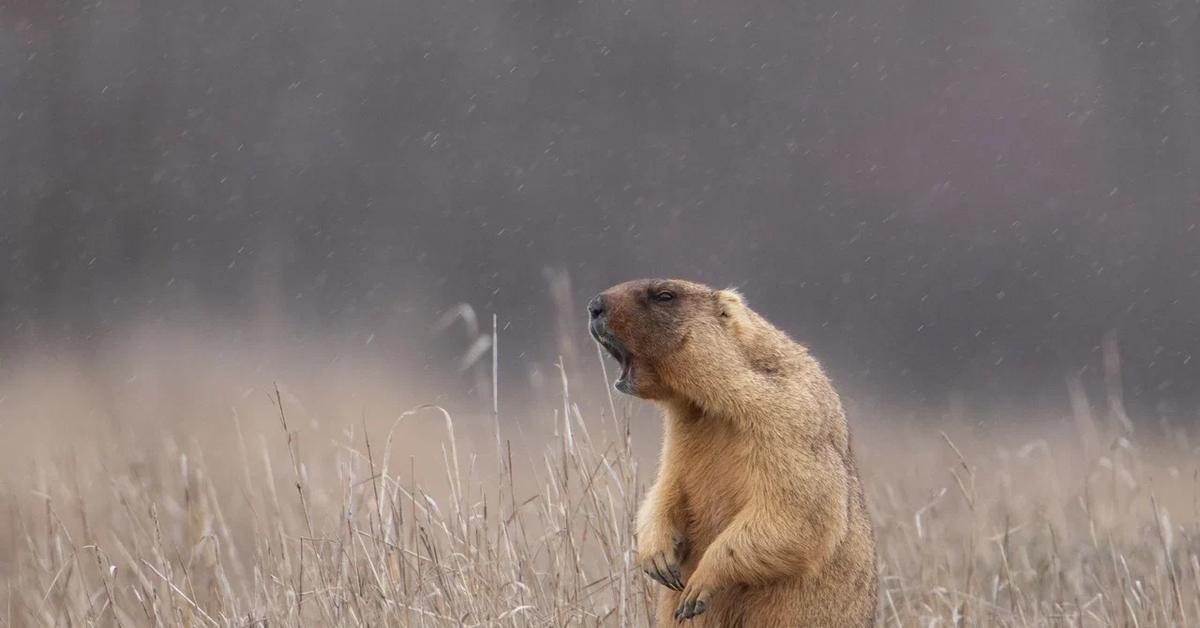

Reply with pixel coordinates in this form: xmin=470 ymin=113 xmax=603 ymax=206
xmin=672 ymin=421 xmax=754 ymax=547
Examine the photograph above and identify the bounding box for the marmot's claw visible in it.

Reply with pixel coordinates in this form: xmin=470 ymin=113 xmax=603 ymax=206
xmin=644 ymin=564 xmax=660 ymax=586
xmin=655 ymin=553 xmax=683 ymax=591
xmin=667 ymin=562 xmax=684 ymax=591
xmin=646 ymin=561 xmax=667 ymax=589
xmin=674 ymin=586 xmax=711 ymax=621
xmin=641 ymin=549 xmax=684 ymax=591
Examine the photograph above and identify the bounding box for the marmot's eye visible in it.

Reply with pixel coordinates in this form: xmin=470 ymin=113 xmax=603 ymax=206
xmin=652 ymin=291 xmax=675 ymax=303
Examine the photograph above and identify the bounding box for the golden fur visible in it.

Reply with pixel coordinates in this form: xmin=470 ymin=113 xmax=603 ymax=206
xmin=587 ymin=279 xmax=879 ymax=627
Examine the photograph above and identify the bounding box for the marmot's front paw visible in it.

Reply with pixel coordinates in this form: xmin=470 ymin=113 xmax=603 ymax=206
xmin=638 ymin=534 xmax=686 ymax=591
xmin=674 ymin=583 xmax=713 ymax=621
xmin=674 ymin=566 xmax=717 ymax=621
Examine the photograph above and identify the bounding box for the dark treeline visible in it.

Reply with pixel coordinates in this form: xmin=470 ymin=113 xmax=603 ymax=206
xmin=2 ymin=0 xmax=1198 ymax=418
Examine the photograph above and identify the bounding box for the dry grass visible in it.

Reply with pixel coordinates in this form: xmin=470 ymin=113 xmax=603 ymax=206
xmin=2 ymin=337 xmax=1199 ymax=628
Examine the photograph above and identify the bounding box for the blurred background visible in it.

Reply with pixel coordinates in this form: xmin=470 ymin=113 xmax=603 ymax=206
xmin=2 ymin=0 xmax=1198 ymax=428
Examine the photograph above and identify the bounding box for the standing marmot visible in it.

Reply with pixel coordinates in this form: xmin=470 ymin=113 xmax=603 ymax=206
xmin=587 ymin=279 xmax=878 ymax=627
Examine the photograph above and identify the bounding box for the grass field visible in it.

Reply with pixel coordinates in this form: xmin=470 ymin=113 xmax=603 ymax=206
xmin=1 ymin=333 xmax=1198 ymax=628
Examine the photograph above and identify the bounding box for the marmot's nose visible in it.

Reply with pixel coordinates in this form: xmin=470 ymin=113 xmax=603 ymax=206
xmin=587 ymin=295 xmax=606 ymax=320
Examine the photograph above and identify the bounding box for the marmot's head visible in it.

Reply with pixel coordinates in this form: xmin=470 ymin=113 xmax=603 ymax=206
xmin=587 ymin=278 xmax=765 ymax=400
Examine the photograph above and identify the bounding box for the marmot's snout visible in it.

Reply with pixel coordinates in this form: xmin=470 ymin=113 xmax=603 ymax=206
xmin=587 ymin=294 xmax=606 ymax=320
xmin=587 ymin=293 xmax=636 ymax=393
xmin=586 ymin=293 xmax=608 ymax=342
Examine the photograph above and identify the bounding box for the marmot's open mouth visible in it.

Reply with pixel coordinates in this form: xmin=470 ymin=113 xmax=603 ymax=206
xmin=597 ymin=339 xmax=634 ymax=388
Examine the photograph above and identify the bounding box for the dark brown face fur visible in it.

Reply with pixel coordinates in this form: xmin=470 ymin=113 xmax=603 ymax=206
xmin=587 ymin=278 xmax=717 ymax=398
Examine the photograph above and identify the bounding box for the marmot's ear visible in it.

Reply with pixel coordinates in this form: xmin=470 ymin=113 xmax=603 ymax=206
xmin=715 ymin=288 xmax=745 ymax=322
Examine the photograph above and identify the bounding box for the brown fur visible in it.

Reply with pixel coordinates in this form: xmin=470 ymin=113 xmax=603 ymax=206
xmin=587 ymin=279 xmax=879 ymax=627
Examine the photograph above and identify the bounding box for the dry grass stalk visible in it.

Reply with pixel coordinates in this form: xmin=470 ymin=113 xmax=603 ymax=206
xmin=1 ymin=309 xmax=1198 ymax=626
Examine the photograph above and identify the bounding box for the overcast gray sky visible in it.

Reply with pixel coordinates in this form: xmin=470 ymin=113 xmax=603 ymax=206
xmin=3 ymin=0 xmax=1198 ymax=418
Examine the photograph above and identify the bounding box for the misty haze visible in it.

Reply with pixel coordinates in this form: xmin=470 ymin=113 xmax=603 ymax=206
xmin=2 ymin=0 xmax=1198 ymax=626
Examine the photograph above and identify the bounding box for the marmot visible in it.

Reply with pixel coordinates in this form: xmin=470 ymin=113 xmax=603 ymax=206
xmin=587 ymin=279 xmax=879 ymax=627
